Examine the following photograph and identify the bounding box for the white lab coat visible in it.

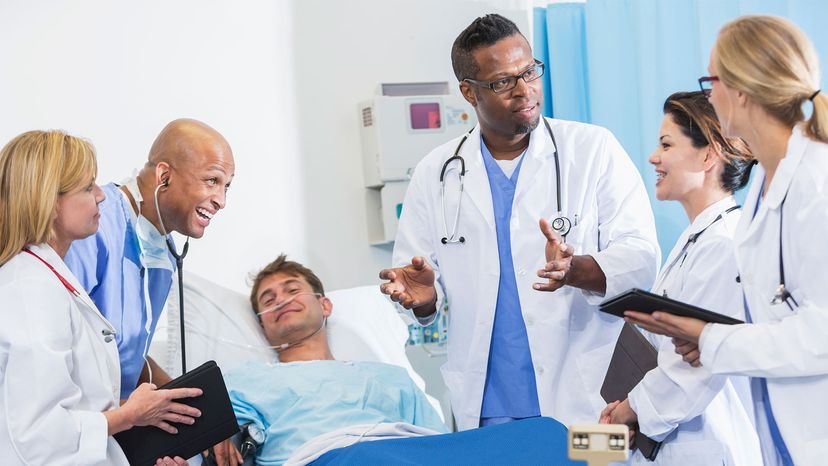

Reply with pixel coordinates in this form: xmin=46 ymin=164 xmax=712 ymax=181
xmin=0 ymin=244 xmax=128 ymax=465
xmin=627 ymin=197 xmax=762 ymax=465
xmin=394 ymin=118 xmax=659 ymax=430
xmin=700 ymin=126 xmax=828 ymax=466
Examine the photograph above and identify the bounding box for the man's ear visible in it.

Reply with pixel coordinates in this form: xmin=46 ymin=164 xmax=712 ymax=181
xmin=320 ymin=296 xmax=333 ymax=317
xmin=155 ymin=161 xmax=171 ymax=189
xmin=459 ymin=81 xmax=478 ymax=107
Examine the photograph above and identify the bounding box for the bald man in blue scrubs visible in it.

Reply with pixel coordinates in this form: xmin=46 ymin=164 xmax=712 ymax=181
xmin=65 ymin=118 xmax=235 ymax=398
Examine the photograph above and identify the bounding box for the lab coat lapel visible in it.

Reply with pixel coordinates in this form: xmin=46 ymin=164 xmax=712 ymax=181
xmin=32 ymin=244 xmax=117 ymax=332
xmin=27 ymin=243 xmax=122 ymax=395
xmin=514 ymin=120 xmax=553 ymax=204
xmin=460 ymin=129 xmax=496 ymax=229
xmin=763 ymin=126 xmax=807 ymax=209
xmin=736 ymin=127 xmax=807 ymax=247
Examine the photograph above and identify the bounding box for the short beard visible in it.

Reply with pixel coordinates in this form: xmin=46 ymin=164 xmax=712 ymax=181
xmin=514 ymin=115 xmax=541 ymax=135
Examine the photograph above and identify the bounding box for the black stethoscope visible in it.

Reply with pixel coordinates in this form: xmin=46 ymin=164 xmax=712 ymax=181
xmin=153 ymin=180 xmax=191 ymax=373
xmin=771 ymin=193 xmax=798 ymax=310
xmin=739 ymin=189 xmax=798 ymax=311
xmin=439 ymin=118 xmax=570 ymax=245
xmin=659 ymin=204 xmax=740 ymax=298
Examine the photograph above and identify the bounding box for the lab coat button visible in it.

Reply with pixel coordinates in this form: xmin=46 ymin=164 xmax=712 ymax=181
xmin=537 ymin=366 xmax=544 ymax=374
xmin=518 ymin=269 xmax=526 ymax=276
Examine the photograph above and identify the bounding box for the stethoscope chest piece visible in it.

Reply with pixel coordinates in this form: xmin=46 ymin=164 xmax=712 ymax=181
xmin=551 ymin=215 xmax=571 ymax=238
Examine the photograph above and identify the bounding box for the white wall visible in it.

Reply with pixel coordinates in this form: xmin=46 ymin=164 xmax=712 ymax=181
xmin=0 ymin=0 xmax=530 ymax=293
xmin=0 ymin=0 xmax=305 ymax=293
xmin=0 ymin=0 xmax=532 ymax=423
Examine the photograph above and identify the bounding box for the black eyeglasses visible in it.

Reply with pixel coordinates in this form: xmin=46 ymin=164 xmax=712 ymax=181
xmin=698 ymin=76 xmax=719 ymax=96
xmin=464 ymin=60 xmax=545 ymax=94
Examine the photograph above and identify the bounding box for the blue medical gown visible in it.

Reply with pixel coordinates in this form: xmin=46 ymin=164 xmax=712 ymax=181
xmin=225 ymin=360 xmax=448 ymax=466
xmin=65 ymin=183 xmax=174 ymax=399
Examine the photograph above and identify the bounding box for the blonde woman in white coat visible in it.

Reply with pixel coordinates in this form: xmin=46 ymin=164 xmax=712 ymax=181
xmin=627 ymin=15 xmax=828 ymax=466
xmin=600 ymin=91 xmax=761 ymax=465
xmin=0 ymin=130 xmax=201 ymax=465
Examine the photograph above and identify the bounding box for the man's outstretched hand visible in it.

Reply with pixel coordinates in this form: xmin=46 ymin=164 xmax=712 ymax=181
xmin=379 ymin=256 xmax=438 ymax=317
xmin=534 ymin=218 xmax=575 ymax=292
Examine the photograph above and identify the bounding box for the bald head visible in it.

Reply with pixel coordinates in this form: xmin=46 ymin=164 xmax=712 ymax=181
xmin=147 ymin=118 xmax=232 ymax=170
xmin=135 ymin=118 xmax=235 ymax=238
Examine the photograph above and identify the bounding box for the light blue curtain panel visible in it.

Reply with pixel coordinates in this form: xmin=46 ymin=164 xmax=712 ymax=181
xmin=534 ymin=0 xmax=828 ymax=260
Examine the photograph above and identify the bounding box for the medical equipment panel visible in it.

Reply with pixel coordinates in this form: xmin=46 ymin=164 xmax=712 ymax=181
xmin=360 ymin=83 xmax=476 ymax=188
xmin=361 ymin=82 xmax=476 ymax=245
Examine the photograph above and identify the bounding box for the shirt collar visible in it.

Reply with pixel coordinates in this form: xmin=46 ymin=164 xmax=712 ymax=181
xmin=763 ymin=124 xmax=809 ymax=209
xmin=686 ymin=196 xmax=738 ymax=235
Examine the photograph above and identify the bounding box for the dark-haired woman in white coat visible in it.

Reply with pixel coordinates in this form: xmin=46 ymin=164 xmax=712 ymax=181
xmin=628 ymin=15 xmax=828 ymax=466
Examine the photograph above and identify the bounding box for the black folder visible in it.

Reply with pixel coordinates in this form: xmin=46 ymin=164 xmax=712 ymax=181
xmin=114 ymin=360 xmax=240 ymax=465
xmin=599 ymin=288 xmax=744 ymax=325
xmin=601 ymin=323 xmax=662 ymax=460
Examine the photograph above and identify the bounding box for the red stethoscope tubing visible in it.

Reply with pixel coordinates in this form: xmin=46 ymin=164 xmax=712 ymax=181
xmin=22 ymin=248 xmax=81 ymax=297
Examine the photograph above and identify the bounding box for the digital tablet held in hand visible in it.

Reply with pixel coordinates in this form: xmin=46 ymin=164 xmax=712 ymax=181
xmin=115 ymin=360 xmax=240 ymax=465
xmin=599 ymin=288 xmax=744 ymax=325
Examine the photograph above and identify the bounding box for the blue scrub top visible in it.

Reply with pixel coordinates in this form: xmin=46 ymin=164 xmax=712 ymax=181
xmin=65 ymin=182 xmax=174 ymax=398
xmin=479 ymin=139 xmax=541 ymax=421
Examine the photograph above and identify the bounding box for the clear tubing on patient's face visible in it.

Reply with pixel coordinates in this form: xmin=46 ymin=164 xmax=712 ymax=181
xmin=256 ymin=292 xmax=322 ymax=316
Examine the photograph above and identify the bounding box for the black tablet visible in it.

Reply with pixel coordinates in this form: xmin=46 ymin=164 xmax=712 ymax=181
xmin=601 ymin=323 xmax=661 ymax=460
xmin=115 ymin=360 xmax=240 ymax=465
xmin=599 ymin=288 xmax=744 ymax=325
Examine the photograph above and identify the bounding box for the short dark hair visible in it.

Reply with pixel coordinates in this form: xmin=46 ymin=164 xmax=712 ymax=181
xmin=249 ymin=254 xmax=325 ymax=314
xmin=663 ymin=91 xmax=755 ymax=192
xmin=451 ymin=14 xmax=522 ymax=81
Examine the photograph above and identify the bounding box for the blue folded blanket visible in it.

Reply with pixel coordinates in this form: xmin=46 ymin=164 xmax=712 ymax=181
xmin=312 ymin=416 xmax=587 ymax=465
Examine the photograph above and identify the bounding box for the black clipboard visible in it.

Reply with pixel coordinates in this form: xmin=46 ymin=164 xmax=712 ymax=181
xmin=114 ymin=360 xmax=240 ymax=465
xmin=601 ymin=323 xmax=662 ymax=460
xmin=599 ymin=288 xmax=744 ymax=325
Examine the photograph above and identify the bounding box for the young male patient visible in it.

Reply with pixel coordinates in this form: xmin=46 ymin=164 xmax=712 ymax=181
xmin=213 ymin=255 xmax=447 ymax=466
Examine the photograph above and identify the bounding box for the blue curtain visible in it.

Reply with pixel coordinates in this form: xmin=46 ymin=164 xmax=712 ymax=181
xmin=533 ymin=0 xmax=828 ymax=260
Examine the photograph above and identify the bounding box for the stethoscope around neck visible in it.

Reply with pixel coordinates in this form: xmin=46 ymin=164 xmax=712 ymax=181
xmin=153 ymin=180 xmax=192 ymax=373
xmin=659 ymin=204 xmax=740 ymax=297
xmin=439 ymin=118 xmax=570 ymax=245
xmin=770 ymin=193 xmax=798 ymax=310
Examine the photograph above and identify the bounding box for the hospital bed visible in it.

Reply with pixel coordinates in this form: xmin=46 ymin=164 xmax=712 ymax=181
xmin=147 ymin=272 xmax=446 ymax=460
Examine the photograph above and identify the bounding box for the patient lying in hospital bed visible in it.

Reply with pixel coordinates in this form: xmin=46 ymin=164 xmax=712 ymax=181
xmin=149 ymin=257 xmax=582 ymax=465
xmin=150 ymin=255 xmax=447 ymax=465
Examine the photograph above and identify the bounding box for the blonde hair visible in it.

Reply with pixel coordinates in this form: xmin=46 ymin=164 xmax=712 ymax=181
xmin=0 ymin=130 xmax=97 ymax=266
xmin=713 ymin=15 xmax=827 ymax=143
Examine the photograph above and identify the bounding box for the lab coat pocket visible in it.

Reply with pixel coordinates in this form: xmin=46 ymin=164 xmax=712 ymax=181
xmin=566 ymin=211 xmax=597 ymax=255
xmin=575 ymin=341 xmax=616 ymax=415
xmin=649 ymin=440 xmax=727 ymax=465
xmin=440 ymin=366 xmax=465 ymax=403
xmin=805 ymin=438 xmax=828 ymax=465
xmin=440 ymin=366 xmax=471 ymax=426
